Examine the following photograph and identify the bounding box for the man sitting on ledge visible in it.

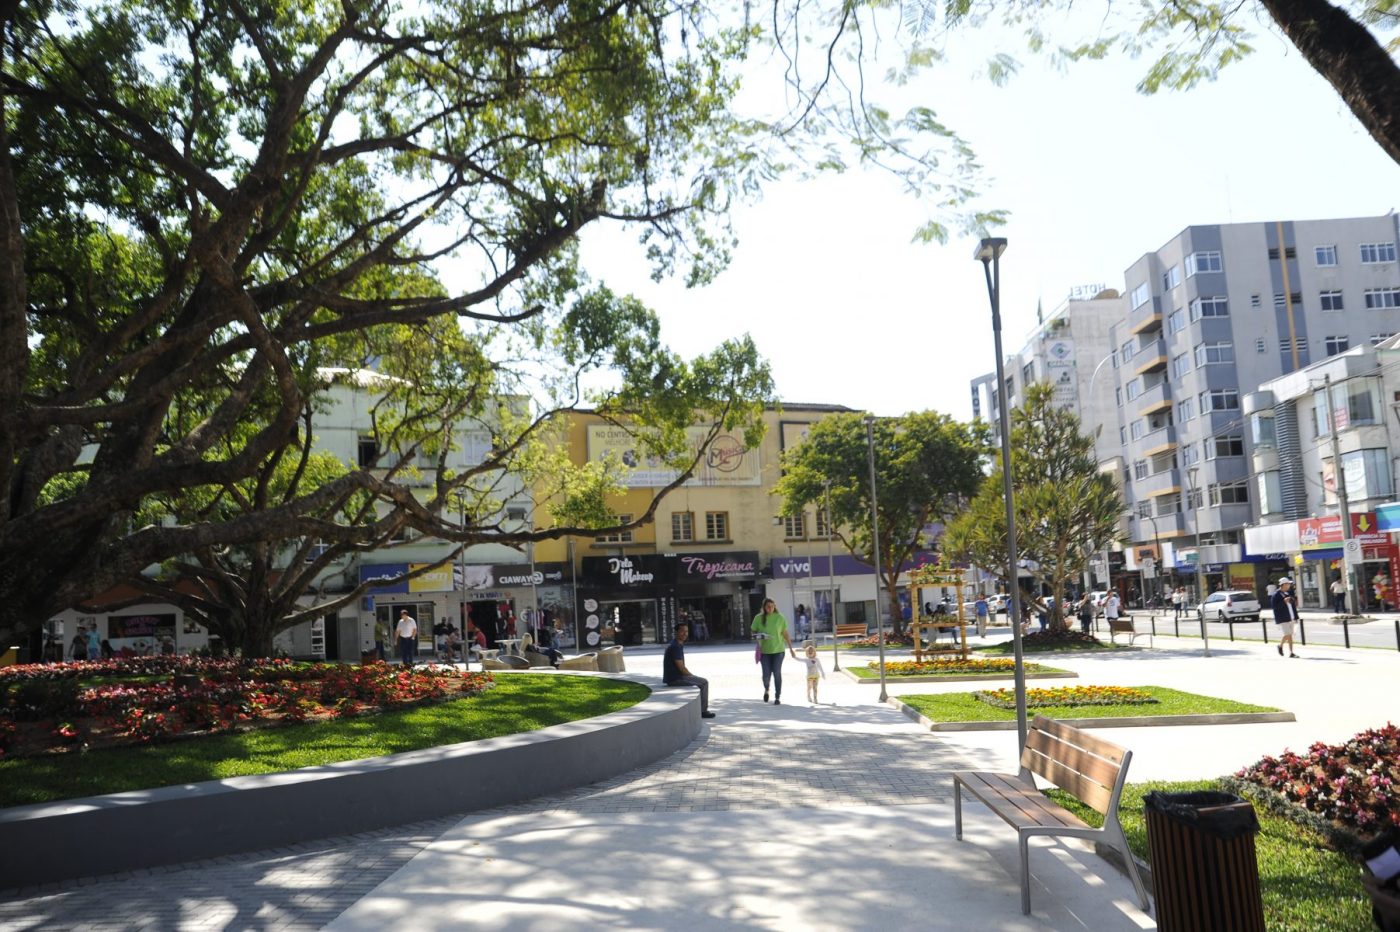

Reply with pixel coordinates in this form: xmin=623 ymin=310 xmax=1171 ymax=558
xmin=663 ymin=621 xmax=716 ymax=719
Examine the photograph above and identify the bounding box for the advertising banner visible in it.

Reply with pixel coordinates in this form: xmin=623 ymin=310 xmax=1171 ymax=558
xmin=581 ymin=554 xmax=675 ymax=587
xmin=360 ymin=562 xmax=455 ymax=594
xmin=456 ymin=562 xmax=568 ymax=591
xmin=586 ymin=425 xmax=761 ymax=487
xmin=1298 ymin=513 xmax=1386 ymax=550
xmin=675 ymin=551 xmax=759 ymax=581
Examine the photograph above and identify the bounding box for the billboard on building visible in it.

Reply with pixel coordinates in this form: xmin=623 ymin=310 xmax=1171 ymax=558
xmin=586 ymin=424 xmax=760 ymax=487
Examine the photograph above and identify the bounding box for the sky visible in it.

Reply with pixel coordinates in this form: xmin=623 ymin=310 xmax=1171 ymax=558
xmin=574 ymin=21 xmax=1399 ymax=421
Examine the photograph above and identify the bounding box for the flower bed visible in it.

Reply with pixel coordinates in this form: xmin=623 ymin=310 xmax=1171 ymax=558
xmin=1233 ymin=723 xmax=1400 ymax=838
xmin=838 ymin=633 xmax=915 ymax=649
xmin=878 ymin=658 xmax=1022 ymax=676
xmin=974 ymin=684 xmax=1158 ymax=710
xmin=0 ymin=657 xmax=494 ymax=758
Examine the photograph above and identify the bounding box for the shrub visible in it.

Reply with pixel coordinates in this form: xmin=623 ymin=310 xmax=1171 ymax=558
xmin=975 ymin=684 xmax=1158 ymax=709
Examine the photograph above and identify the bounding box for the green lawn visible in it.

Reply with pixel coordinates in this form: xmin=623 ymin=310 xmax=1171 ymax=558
xmin=0 ymin=675 xmax=647 ymax=808
xmin=1048 ymin=780 xmax=1370 ymax=932
xmin=848 ymin=662 xmax=1070 ymax=679
xmin=898 ymin=686 xmax=1277 ymax=722
xmin=975 ymin=638 xmax=1126 ymax=655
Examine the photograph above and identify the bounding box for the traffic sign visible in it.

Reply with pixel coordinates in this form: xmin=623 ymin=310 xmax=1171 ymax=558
xmin=1344 ymin=537 xmax=1363 ymax=566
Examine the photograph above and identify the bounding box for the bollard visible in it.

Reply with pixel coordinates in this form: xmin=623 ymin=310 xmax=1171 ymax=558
xmin=1298 ymin=616 xmax=1306 ymax=646
xmin=1174 ymin=614 xmax=1180 ymax=638
xmin=1228 ymin=621 xmax=1235 ymax=642
xmin=1260 ymin=617 xmax=1269 ymax=644
xmin=1151 ymin=614 xmax=1157 ymax=637
xmin=1395 ymin=619 xmax=1399 ymax=652
xmin=1343 ymin=614 xmax=1351 ymax=649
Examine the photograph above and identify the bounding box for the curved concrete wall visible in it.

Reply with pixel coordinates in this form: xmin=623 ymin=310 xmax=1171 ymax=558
xmin=0 ymin=672 xmax=698 ymax=888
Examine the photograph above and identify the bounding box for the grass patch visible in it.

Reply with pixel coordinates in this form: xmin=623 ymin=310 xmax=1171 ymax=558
xmin=898 ymin=686 xmax=1276 ymax=722
xmin=975 ymin=637 xmax=1126 ymax=655
xmin=848 ymin=661 xmax=1069 ymax=679
xmin=0 ymin=675 xmax=646 ymax=809
xmin=1047 ymin=780 xmax=1370 ymax=932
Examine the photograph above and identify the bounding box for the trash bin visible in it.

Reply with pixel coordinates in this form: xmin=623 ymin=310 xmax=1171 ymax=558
xmin=1144 ymin=790 xmax=1265 ymax=932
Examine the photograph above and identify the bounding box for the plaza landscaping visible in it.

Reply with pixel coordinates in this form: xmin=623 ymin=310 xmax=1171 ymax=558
xmin=975 ymin=631 xmax=1129 ymax=654
xmin=897 ymin=685 xmax=1279 ymax=723
xmin=847 ymin=657 xmax=1073 ymax=680
xmin=0 ymin=658 xmax=647 ymax=808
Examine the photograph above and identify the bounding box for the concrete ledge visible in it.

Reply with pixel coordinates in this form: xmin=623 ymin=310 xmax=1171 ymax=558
xmin=888 ymin=697 xmax=1294 ymax=732
xmin=840 ymin=669 xmax=1077 ymax=684
xmin=0 ymin=671 xmax=697 ymax=888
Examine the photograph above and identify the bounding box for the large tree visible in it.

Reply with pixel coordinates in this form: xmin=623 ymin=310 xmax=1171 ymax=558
xmin=943 ymin=383 xmax=1122 ymax=633
xmin=776 ymin=410 xmax=989 ymax=636
xmin=0 ymin=0 xmax=796 ymax=649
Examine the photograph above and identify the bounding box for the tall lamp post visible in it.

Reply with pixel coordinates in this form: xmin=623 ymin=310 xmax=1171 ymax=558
xmin=1187 ymin=465 xmax=1212 ymax=657
xmin=824 ymin=479 xmax=841 ymax=672
xmin=864 ymin=415 xmax=889 ymax=703
xmin=976 ymin=237 xmax=1029 ymax=752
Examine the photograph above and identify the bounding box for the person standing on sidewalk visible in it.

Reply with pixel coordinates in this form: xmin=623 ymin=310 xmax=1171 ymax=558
xmin=395 ymin=609 xmax=418 ymax=667
xmin=1170 ymin=586 xmax=1184 ymax=621
xmin=1271 ymin=577 xmax=1300 ymax=658
xmin=663 ymin=622 xmax=716 ymax=719
xmin=1330 ymin=576 xmax=1347 ymax=615
xmin=974 ymin=594 xmax=989 ymax=637
xmin=751 ymin=598 xmax=796 ymax=704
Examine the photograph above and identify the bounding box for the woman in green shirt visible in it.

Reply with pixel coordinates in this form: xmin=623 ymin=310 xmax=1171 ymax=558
xmin=751 ymin=598 xmax=797 ymax=704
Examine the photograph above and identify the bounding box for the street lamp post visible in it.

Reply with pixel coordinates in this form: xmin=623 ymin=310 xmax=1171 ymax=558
xmin=1187 ymin=465 xmax=1212 ymax=657
xmin=1133 ymin=511 xmax=1164 ymax=607
xmin=824 ymin=480 xmax=841 ymax=672
xmin=863 ymin=415 xmax=889 ymax=703
xmin=975 ymin=237 xmax=1029 ymax=752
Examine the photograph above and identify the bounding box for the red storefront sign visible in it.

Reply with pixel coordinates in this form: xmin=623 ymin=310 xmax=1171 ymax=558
xmin=1297 ymin=512 xmax=1388 ymax=550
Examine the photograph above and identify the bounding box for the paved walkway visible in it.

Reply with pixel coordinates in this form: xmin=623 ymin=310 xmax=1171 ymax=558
xmin=7 ymin=632 xmax=1395 ymax=930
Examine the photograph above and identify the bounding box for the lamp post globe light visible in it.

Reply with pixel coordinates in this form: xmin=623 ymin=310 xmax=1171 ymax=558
xmin=974 ymin=237 xmax=1029 ymax=753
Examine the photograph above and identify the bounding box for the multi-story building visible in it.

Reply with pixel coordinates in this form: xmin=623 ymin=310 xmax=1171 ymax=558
xmin=1242 ymin=335 xmax=1400 ymax=609
xmin=1110 ymin=213 xmax=1400 ymax=599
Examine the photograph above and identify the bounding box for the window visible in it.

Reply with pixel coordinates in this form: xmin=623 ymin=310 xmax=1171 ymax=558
xmin=1267 ymin=245 xmax=1297 ymax=259
xmin=1207 ymin=434 xmax=1244 ymax=459
xmin=1200 ymin=389 xmax=1239 ymax=412
xmin=1185 ymin=487 xmax=1204 ymax=509
xmin=595 ymin=514 xmax=635 ymax=543
xmin=1209 ymin=480 xmax=1250 ymax=505
xmin=357 ymin=436 xmax=380 ymax=468
xmin=1156 ymin=495 xmax=1181 ymax=516
xmin=815 ymin=509 xmax=830 ymax=538
xmin=1133 ymin=459 xmax=1149 ymax=480
xmin=782 ymin=513 xmax=806 ymax=539
xmin=1250 ymin=294 xmax=1262 ymax=308
xmin=1115 ymin=387 xmax=1123 ymax=407
xmin=1280 ymin=337 xmax=1310 ymax=363
xmin=1273 ymin=292 xmax=1303 ymax=309
xmin=1162 ymin=266 xmax=1181 ymax=290
xmin=1171 ymin=352 xmax=1191 ymax=379
xmin=671 ymin=511 xmax=694 ymax=542
xmin=1251 ymin=413 xmax=1276 ymax=448
xmin=1315 ymin=245 xmax=1338 ymax=266
xmin=1120 ymin=340 xmax=1136 ymax=361
xmin=1189 ymin=296 xmax=1228 ymax=320
xmin=1125 ymin=378 xmax=1143 ymax=401
xmin=1136 ymin=500 xmax=1152 ymax=519
xmin=1130 ymin=282 xmax=1151 ymax=309
xmin=1180 ymin=443 xmax=1200 ymax=466
xmin=1119 ymin=427 xmax=1127 ymax=445
xmin=1130 ymin=420 xmax=1146 ymax=441
xmin=1194 ymin=341 xmax=1234 ymax=365
xmin=1360 ymin=243 xmax=1397 ymax=264
xmin=1341 ymin=448 xmax=1394 ymax=499
xmin=1185 ymin=250 xmax=1223 ymax=276
xmin=1257 ymin=471 xmax=1283 ymax=515
xmin=1168 ymin=308 xmax=1185 ymax=333
xmin=506 ymin=505 xmax=528 ymax=522
xmin=704 ymin=511 xmax=729 ymax=541
xmin=1324 ymin=336 xmax=1350 ymax=356
xmin=1255 ymin=338 xmax=1266 ymax=354
xmin=1364 ymin=287 xmax=1400 ymax=309
xmin=1372 ymin=333 xmax=1395 ymax=345
xmin=1176 ymin=397 xmax=1195 ymax=422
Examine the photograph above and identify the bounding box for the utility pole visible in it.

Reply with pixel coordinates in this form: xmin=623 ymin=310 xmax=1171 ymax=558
xmin=1325 ymin=374 xmax=1358 ymax=616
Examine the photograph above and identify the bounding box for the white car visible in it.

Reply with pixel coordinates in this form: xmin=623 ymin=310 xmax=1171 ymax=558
xmin=987 ymin=593 xmax=1011 ymax=614
xmin=1196 ymin=589 xmax=1263 ymax=624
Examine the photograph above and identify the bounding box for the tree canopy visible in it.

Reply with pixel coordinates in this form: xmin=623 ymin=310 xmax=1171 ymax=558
xmin=776 ymin=410 xmax=989 ymax=635
xmin=942 ymin=383 xmax=1122 ymax=632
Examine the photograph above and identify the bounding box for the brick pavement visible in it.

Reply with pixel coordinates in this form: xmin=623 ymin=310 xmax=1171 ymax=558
xmin=0 ymin=688 xmax=975 ymax=930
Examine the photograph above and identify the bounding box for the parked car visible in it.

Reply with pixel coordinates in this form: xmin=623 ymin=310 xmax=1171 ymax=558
xmin=1196 ymin=589 xmax=1262 ymax=623
xmin=1089 ymin=591 xmax=1110 ymax=614
xmin=988 ymin=593 xmax=1011 ymax=614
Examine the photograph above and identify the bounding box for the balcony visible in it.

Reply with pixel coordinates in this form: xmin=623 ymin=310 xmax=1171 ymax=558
xmin=1133 ymin=340 xmax=1168 ymax=376
xmin=1133 ymin=466 xmax=1181 ymax=500
xmin=1135 ymin=380 xmax=1172 ymax=417
xmin=1140 ymin=425 xmax=1177 ymax=457
xmin=1128 ymin=298 xmax=1163 ymax=335
xmin=1133 ymin=512 xmax=1185 ymax=539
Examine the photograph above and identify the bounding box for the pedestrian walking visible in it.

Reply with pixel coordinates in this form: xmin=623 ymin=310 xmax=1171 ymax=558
xmin=1271 ymin=576 xmax=1300 ymax=658
xmin=1076 ymin=593 xmax=1095 ymax=635
xmin=395 ymin=609 xmax=418 ymax=667
xmin=974 ymin=594 xmax=989 ymax=637
xmin=1330 ymin=576 xmax=1347 ymax=615
xmin=1170 ymin=586 xmax=1184 ymax=621
xmin=800 ymin=643 xmax=826 ymax=703
xmin=662 ymin=621 xmax=715 ymax=719
xmin=1105 ymin=591 xmax=1121 ymax=626
xmin=751 ymin=598 xmax=796 ymax=704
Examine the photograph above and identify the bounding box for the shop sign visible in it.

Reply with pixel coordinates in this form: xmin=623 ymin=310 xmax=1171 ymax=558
xmin=360 ymin=562 xmax=456 ymax=593
xmin=1228 ymin=563 xmax=1254 ymax=590
xmin=468 ymin=562 xmax=567 ymax=588
xmin=677 ymin=551 xmax=758 ymax=581
xmin=581 ymin=554 xmax=674 ymax=586
xmin=1297 ymin=513 xmax=1386 ymax=550
xmin=772 ymin=553 xmax=873 ymax=578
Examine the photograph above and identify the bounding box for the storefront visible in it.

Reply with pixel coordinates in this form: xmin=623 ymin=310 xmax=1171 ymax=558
xmin=576 ymin=551 xmax=759 ymax=648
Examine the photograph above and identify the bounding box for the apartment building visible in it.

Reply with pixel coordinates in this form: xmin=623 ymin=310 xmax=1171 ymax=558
xmin=1110 ymin=214 xmax=1400 ymax=598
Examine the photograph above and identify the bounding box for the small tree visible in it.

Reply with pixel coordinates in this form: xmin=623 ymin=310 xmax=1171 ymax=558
xmin=943 ymin=384 xmax=1122 ymax=633
xmin=776 ymin=411 xmax=989 ymax=636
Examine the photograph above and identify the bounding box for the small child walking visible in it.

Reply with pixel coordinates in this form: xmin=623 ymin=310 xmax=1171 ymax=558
xmin=800 ymin=643 xmax=826 ymax=703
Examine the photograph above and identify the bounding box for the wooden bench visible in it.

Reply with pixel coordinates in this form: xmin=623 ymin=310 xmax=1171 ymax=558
xmin=821 ymin=623 xmax=868 ymax=645
xmin=1107 ymin=615 xmax=1152 ymax=646
xmin=952 ymin=715 xmax=1150 ymax=915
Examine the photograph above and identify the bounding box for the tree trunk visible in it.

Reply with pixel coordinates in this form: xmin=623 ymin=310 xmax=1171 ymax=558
xmin=1260 ymin=0 xmax=1400 ymax=166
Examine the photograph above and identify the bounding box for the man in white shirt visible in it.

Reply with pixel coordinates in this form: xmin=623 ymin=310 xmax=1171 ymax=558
xmin=395 ymin=609 xmax=418 ymax=667
xmin=1105 ymin=592 xmax=1121 ymax=623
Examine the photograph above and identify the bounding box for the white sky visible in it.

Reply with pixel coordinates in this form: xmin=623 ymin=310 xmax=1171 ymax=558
xmin=575 ymin=24 xmax=1399 ymax=421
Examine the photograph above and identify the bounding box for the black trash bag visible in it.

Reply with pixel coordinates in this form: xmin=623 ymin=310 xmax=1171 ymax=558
xmin=1143 ymin=791 xmax=1261 ymax=839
